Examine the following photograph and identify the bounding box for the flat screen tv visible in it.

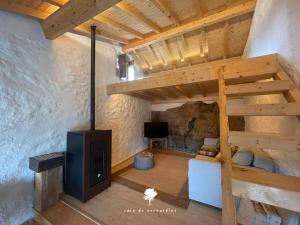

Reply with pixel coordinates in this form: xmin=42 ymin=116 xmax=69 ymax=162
xmin=144 ymin=122 xmax=168 ymax=138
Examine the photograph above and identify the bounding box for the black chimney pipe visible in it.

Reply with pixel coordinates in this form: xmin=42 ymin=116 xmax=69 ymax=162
xmin=90 ymin=25 xmax=96 ymax=130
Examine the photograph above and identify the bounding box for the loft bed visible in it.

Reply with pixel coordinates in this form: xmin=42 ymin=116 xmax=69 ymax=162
xmin=107 ymin=54 xmax=281 ymax=103
xmin=107 ymin=53 xmax=300 ymax=223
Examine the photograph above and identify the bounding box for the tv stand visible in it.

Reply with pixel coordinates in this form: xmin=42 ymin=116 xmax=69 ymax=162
xmin=149 ymin=138 xmax=168 ymax=150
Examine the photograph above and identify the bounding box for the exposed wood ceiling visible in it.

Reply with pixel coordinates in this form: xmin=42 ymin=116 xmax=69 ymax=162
xmin=0 ymin=0 xmax=256 ymax=73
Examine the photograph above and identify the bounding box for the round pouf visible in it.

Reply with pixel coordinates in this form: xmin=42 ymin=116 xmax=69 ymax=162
xmin=134 ymin=152 xmax=154 ymax=170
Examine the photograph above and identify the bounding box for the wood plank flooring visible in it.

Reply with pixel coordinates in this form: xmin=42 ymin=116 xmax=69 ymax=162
xmin=42 ymin=201 xmax=97 ymax=225
xmin=113 ymin=151 xmax=191 ymax=208
xmin=62 ymin=182 xmax=221 ymax=225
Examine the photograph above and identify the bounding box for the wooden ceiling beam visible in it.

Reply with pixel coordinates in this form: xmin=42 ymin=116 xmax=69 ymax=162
xmin=156 ymin=45 xmax=168 ymax=66
xmin=0 ymin=1 xmax=49 ymax=20
xmin=73 ymin=24 xmax=127 ymax=45
xmin=122 ymin=0 xmax=256 ymax=52
xmin=152 ymin=94 xmax=219 ymax=104
xmin=129 ymin=92 xmax=155 ymax=101
xmin=176 ymin=38 xmax=185 ymax=62
xmin=93 ymin=16 xmax=143 ymax=39
xmin=115 ymin=2 xmax=161 ymax=33
xmin=134 ymin=50 xmax=152 ymax=70
xmin=157 ymin=87 xmax=178 ymax=99
xmin=42 ymin=0 xmax=122 ymax=39
xmin=149 ymin=0 xmax=180 ymax=26
xmin=146 ymin=46 xmax=164 ymax=69
xmin=162 ymin=40 xmax=177 ymax=68
xmin=174 ymin=85 xmax=193 ymax=98
xmin=145 ymin=90 xmax=167 ymax=100
xmin=43 ymin=0 xmax=66 ymax=7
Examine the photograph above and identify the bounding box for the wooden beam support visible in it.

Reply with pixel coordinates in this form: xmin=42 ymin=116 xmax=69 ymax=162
xmin=122 ymin=0 xmax=256 ymax=52
xmin=174 ymin=85 xmax=193 ymax=98
xmin=274 ymin=70 xmax=300 ymax=102
xmin=225 ymin=80 xmax=291 ymax=97
xmin=115 ymin=2 xmax=161 ymax=33
xmin=134 ymin=50 xmax=153 ymax=70
xmin=157 ymin=44 xmax=169 ymax=66
xmin=74 ymin=24 xmax=128 ymax=44
xmin=152 ymin=93 xmax=218 ymax=104
xmin=42 ymin=0 xmax=122 ymax=39
xmin=146 ymin=46 xmax=162 ymax=68
xmin=199 ymin=29 xmax=208 ymax=62
xmin=149 ymin=0 xmax=180 ymax=26
xmin=223 ymin=21 xmax=229 ymax=59
xmin=155 ymin=88 xmax=178 ymax=99
xmin=176 ymin=38 xmax=185 ymax=62
xmin=227 ymin=103 xmax=300 ymax=116
xmin=218 ymin=69 xmax=237 ymax=225
xmin=145 ymin=90 xmax=167 ymax=100
xmin=107 ymin=54 xmax=278 ymax=95
xmin=93 ymin=15 xmax=144 ymax=39
xmin=128 ymin=92 xmax=154 ymax=101
xmin=228 ymin=131 xmax=300 ymax=152
xmin=196 ymin=83 xmax=207 ymax=96
xmin=0 ymin=1 xmax=50 ymax=20
xmin=232 ymin=166 xmax=300 ymax=212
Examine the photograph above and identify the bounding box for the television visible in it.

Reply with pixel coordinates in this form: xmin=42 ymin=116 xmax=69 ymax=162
xmin=144 ymin=122 xmax=169 ymax=138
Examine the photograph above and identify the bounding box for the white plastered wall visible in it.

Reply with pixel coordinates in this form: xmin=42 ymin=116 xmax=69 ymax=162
xmin=0 ymin=11 xmax=150 ymax=224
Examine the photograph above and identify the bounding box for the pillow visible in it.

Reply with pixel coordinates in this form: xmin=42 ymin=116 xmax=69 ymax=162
xmin=232 ymin=150 xmax=254 ymax=166
xmin=200 ymin=145 xmax=216 ymax=151
xmin=198 ymin=149 xmax=220 ymax=157
xmin=204 ymin=138 xmax=219 ymax=146
xmin=252 ymin=148 xmax=274 ymax=172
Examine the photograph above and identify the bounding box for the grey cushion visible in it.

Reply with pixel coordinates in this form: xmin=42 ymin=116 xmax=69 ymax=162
xmin=253 ymin=153 xmax=274 ymax=172
xmin=232 ymin=150 xmax=254 ymax=166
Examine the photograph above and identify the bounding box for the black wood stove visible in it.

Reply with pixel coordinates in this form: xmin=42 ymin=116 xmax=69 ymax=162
xmin=64 ymin=26 xmax=112 ymax=202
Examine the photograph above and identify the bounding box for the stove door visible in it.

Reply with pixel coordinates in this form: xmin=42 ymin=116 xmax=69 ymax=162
xmin=89 ymin=140 xmax=107 ymax=187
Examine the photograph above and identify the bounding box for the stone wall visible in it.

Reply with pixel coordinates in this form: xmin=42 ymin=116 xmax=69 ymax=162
xmin=0 ymin=11 xmax=150 ymax=225
xmin=152 ymin=101 xmax=244 ymax=154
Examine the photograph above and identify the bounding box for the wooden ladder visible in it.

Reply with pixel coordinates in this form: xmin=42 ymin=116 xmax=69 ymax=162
xmin=218 ymin=67 xmax=300 ymax=225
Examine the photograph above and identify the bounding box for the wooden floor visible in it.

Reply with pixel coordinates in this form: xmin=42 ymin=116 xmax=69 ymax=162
xmin=62 ymin=182 xmax=221 ymax=225
xmin=41 ymin=201 xmax=97 ymax=225
xmin=113 ymin=150 xmax=191 ymax=208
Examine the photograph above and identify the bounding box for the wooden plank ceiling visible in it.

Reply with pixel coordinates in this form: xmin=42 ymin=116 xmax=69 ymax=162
xmin=1 ymin=0 xmax=256 ymax=74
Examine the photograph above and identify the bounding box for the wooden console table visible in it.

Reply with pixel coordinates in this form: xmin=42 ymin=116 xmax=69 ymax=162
xmin=149 ymin=138 xmax=168 ymax=150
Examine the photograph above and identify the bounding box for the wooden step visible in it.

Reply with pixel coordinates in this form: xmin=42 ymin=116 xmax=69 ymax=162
xmin=232 ymin=166 xmax=300 ymax=212
xmin=227 ymin=103 xmax=300 ymax=116
xmin=274 ymin=71 xmax=300 ymax=121
xmin=225 ymin=80 xmax=291 ymax=97
xmin=228 ymin=131 xmax=300 ymax=152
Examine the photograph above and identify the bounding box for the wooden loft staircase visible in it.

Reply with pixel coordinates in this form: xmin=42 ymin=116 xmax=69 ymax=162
xmin=218 ymin=67 xmax=300 ymax=225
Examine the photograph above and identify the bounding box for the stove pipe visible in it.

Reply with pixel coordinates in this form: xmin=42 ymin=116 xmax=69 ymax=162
xmin=90 ymin=25 xmax=96 ymax=130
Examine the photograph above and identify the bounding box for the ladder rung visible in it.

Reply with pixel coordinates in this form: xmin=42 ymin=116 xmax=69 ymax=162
xmin=225 ymin=80 xmax=291 ymax=97
xmin=228 ymin=131 xmax=300 ymax=152
xmin=227 ymin=103 xmax=300 ymax=116
xmin=232 ymin=166 xmax=300 ymax=212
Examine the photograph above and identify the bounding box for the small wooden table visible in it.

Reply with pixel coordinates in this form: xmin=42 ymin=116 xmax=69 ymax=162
xmin=149 ymin=138 xmax=168 ymax=150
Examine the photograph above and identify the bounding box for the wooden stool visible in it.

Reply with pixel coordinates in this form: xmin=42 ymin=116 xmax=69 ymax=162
xmin=149 ymin=138 xmax=168 ymax=150
xmin=29 ymin=152 xmax=64 ymax=212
